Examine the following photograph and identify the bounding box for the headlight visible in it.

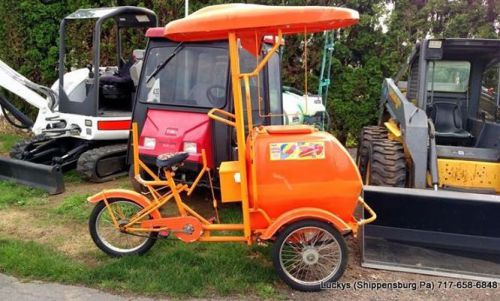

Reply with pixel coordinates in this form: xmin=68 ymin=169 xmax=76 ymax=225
xmin=183 ymin=142 xmax=197 ymax=154
xmin=143 ymin=137 xmax=156 ymax=149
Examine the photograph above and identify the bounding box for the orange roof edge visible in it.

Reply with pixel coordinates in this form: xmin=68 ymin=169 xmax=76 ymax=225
xmin=164 ymin=4 xmax=359 ymax=43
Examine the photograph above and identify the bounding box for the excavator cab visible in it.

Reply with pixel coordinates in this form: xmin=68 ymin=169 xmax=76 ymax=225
xmin=58 ymin=7 xmax=157 ymax=117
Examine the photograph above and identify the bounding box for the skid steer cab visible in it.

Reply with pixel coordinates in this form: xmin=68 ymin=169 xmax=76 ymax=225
xmin=0 ymin=6 xmax=157 ymax=194
xmin=129 ymin=28 xmax=284 ymax=189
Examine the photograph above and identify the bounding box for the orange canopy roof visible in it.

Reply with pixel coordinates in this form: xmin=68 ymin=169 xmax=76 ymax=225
xmin=164 ymin=4 xmax=358 ymax=55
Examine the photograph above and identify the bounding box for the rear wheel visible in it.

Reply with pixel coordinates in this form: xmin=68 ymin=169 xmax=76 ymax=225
xmin=356 ymin=126 xmax=387 ymax=182
xmin=367 ymin=138 xmax=407 ymax=187
xmin=272 ymin=220 xmax=348 ymax=291
xmin=89 ymin=199 xmax=157 ymax=257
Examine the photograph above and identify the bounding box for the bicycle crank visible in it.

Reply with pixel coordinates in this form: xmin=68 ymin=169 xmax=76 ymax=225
xmin=140 ymin=216 xmax=203 ymax=242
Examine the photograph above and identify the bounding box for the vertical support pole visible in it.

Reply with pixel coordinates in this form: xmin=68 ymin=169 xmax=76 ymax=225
xmin=132 ymin=123 xmax=140 ymax=177
xmin=116 ymin=26 xmax=122 ymax=67
xmin=243 ymin=75 xmax=253 ymax=131
xmin=93 ymin=20 xmax=103 ymax=115
xmin=58 ymin=19 xmax=67 ymax=97
xmin=166 ymin=171 xmax=187 ymax=216
xmin=228 ymin=32 xmax=252 ymax=244
xmin=495 ymin=65 xmax=500 ymax=121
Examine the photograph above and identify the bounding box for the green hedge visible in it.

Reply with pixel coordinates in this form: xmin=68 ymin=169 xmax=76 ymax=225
xmin=0 ymin=0 xmax=496 ymax=143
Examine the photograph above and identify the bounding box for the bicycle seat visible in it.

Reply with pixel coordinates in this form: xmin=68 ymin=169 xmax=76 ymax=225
xmin=156 ymin=152 xmax=189 ymax=169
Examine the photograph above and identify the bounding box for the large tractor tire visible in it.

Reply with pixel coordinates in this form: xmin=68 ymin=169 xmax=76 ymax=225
xmin=366 ymin=139 xmax=407 ymax=187
xmin=356 ymin=126 xmax=388 ymax=182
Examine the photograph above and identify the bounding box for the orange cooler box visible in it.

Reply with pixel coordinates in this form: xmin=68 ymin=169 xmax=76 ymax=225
xmin=247 ymin=125 xmax=363 ymax=229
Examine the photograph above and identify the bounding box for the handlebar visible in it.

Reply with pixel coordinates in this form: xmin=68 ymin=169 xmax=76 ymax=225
xmin=207 ymin=108 xmax=236 ymax=127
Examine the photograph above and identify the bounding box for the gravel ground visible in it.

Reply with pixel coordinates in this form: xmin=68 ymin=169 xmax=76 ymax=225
xmin=282 ymin=238 xmax=499 ymax=301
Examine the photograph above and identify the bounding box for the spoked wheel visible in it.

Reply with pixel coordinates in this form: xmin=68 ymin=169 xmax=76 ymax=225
xmin=89 ymin=199 xmax=157 ymax=257
xmin=272 ymin=220 xmax=348 ymax=291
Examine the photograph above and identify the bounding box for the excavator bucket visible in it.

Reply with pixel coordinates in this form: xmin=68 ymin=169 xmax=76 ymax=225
xmin=362 ymin=186 xmax=500 ymax=281
xmin=0 ymin=157 xmax=64 ymax=194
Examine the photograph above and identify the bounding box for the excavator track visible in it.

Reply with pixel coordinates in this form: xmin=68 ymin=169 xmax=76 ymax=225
xmin=77 ymin=144 xmax=128 ymax=183
xmin=9 ymin=135 xmax=51 ymax=160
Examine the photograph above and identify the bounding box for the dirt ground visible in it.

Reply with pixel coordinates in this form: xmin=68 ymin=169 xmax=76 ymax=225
xmin=295 ymin=239 xmax=499 ymax=301
xmin=0 ymin=116 xmax=31 ymax=136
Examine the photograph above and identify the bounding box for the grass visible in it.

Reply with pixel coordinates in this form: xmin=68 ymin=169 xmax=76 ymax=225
xmin=0 ymin=238 xmax=87 ymax=282
xmin=0 ymin=237 xmax=278 ymax=298
xmin=64 ymin=170 xmax=83 ymax=184
xmin=0 ymin=181 xmax=48 ymax=208
xmin=50 ymin=193 xmax=92 ymax=222
xmin=0 ymin=182 xmax=281 ymax=298
xmin=219 ymin=205 xmax=243 ymax=223
xmin=0 ymin=133 xmax=20 ymax=153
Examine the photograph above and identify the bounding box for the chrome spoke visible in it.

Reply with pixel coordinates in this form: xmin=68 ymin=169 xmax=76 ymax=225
xmin=279 ymin=226 xmax=342 ymax=286
xmin=96 ymin=200 xmax=151 ymax=253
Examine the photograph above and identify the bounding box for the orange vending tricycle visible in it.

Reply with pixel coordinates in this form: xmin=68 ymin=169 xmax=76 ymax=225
xmin=87 ymin=4 xmax=376 ymax=291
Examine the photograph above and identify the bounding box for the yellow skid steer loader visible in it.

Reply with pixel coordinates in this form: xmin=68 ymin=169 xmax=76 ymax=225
xmin=358 ymin=38 xmax=500 ymax=280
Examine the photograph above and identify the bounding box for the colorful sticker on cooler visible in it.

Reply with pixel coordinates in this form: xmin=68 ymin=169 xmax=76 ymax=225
xmin=270 ymin=142 xmax=325 ymax=161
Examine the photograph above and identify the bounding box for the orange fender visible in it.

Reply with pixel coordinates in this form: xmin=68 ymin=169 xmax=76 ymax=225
xmin=87 ymin=189 xmax=162 ymax=219
xmin=258 ymin=207 xmax=352 ymax=240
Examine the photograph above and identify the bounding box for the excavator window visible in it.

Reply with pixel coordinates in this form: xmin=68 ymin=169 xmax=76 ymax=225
xmin=480 ymin=63 xmax=500 ymax=122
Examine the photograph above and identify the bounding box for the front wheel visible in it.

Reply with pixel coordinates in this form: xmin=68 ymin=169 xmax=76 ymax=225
xmin=272 ymin=220 xmax=348 ymax=291
xmin=89 ymin=198 xmax=157 ymax=257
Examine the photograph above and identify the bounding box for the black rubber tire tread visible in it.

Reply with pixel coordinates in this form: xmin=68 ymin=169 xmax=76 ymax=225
xmin=89 ymin=198 xmax=157 ymax=257
xmin=368 ymin=139 xmax=407 ymax=187
xmin=356 ymin=126 xmax=387 ymax=182
xmin=272 ymin=219 xmax=348 ymax=292
xmin=9 ymin=135 xmax=48 ymax=159
xmin=77 ymin=144 xmax=128 ymax=183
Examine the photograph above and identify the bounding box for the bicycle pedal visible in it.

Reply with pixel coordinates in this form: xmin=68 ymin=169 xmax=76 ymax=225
xmin=159 ymin=230 xmax=170 ymax=237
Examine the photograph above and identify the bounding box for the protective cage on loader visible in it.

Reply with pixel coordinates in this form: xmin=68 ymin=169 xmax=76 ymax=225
xmin=0 ymin=6 xmax=157 ymax=194
xmin=358 ymin=38 xmax=500 ymax=280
